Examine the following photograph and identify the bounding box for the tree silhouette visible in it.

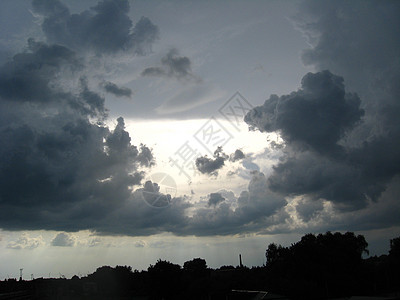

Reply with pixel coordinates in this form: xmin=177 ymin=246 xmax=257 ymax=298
xmin=147 ymin=259 xmax=182 ymax=299
xmin=264 ymin=231 xmax=369 ymax=297
xmin=183 ymin=258 xmax=207 ymax=274
xmin=2 ymin=233 xmax=400 ymax=299
xmin=389 ymin=236 xmax=400 ymax=258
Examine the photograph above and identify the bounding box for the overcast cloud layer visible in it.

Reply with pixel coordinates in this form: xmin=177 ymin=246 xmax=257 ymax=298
xmin=0 ymin=0 xmax=399 ymax=238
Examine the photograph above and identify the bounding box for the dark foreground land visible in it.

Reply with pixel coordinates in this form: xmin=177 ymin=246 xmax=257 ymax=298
xmin=1 ymin=232 xmax=399 ymax=300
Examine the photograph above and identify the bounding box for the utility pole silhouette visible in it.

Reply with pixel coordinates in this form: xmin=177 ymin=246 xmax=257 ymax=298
xmin=19 ymin=268 xmax=23 ymax=281
xmin=239 ymin=254 xmax=243 ymax=268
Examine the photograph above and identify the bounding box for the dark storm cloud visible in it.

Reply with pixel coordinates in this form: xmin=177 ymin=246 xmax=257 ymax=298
xmin=32 ymin=0 xmax=159 ymax=55
xmin=78 ymin=77 xmax=107 ymax=117
xmin=196 ymin=157 xmax=225 ymax=176
xmin=245 ymin=70 xmax=364 ymax=154
xmin=245 ymin=70 xmax=393 ymax=211
xmin=96 ymin=171 xmax=288 ymax=237
xmin=3 ymin=0 xmax=398 ymax=238
xmin=295 ymin=198 xmax=324 ymax=223
xmin=0 ymin=38 xmax=80 ymax=103
xmin=229 ymin=149 xmax=245 ymax=162
xmin=207 ymin=193 xmax=225 ymax=207
xmin=196 ymin=147 xmax=245 ymax=176
xmin=141 ymin=180 xmax=172 ymax=208
xmin=94 ymin=189 xmax=191 ymax=236
xmin=244 ymin=0 xmax=400 ymax=219
xmin=141 ymin=49 xmax=200 ymax=82
xmin=0 ymin=1 xmax=191 ymax=237
xmin=101 ymin=81 xmax=132 ymax=98
xmin=298 ymin=1 xmax=400 ymax=99
xmin=297 ymin=0 xmax=400 ymax=140
xmin=0 ymin=35 xmax=158 ymax=233
xmin=176 ymin=171 xmax=287 ymax=236
xmin=195 ymin=147 xmax=227 ymax=176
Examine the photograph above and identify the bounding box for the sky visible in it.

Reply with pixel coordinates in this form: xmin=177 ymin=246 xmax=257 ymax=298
xmin=0 ymin=0 xmax=399 ymax=279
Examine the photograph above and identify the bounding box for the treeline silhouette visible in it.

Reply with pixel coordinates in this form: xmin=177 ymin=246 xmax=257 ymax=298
xmin=0 ymin=232 xmax=399 ymax=299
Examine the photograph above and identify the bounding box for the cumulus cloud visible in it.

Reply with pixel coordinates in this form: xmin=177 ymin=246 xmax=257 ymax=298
xmin=196 ymin=147 xmax=245 ymax=176
xmin=7 ymin=233 xmax=44 ymax=250
xmin=0 ymin=23 xmax=155 ymax=234
xmin=196 ymin=147 xmax=227 ymax=176
xmin=229 ymin=149 xmax=245 ymax=162
xmin=243 ymin=0 xmax=400 ymax=224
xmin=207 ymin=193 xmax=225 ymax=207
xmin=0 ymin=38 xmax=81 ymax=104
xmin=245 ymin=70 xmax=391 ymax=211
xmin=0 ymin=32 xmax=187 ymax=237
xmin=245 ymin=70 xmax=364 ymax=153
xmin=177 ymin=171 xmax=287 ymax=236
xmin=295 ymin=197 xmax=324 ymax=223
xmin=101 ymin=81 xmax=132 ymax=98
xmin=90 ymin=182 xmax=191 ymax=236
xmin=31 ymin=0 xmax=159 ymax=55
xmin=1 ymin=0 xmax=397 ymax=238
xmin=142 ymin=49 xmax=199 ymax=82
xmin=139 ymin=180 xmax=172 ymax=208
xmin=51 ymin=232 xmax=76 ymax=247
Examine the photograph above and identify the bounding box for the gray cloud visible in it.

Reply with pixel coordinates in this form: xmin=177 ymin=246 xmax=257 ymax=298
xmin=1 ymin=0 xmax=397 ymax=238
xmin=94 ymin=187 xmax=191 ymax=236
xmin=6 ymin=233 xmax=44 ymax=250
xmin=51 ymin=232 xmax=76 ymax=247
xmin=140 ymin=180 xmax=172 ymax=208
xmin=0 ymin=38 xmax=81 ymax=104
xmin=196 ymin=147 xmax=246 ymax=176
xmin=88 ymin=237 xmax=102 ymax=247
xmin=229 ymin=149 xmax=245 ymax=162
xmin=101 ymin=81 xmax=132 ymax=98
xmin=78 ymin=76 xmax=107 ymax=118
xmin=0 ymin=36 xmax=156 ymax=233
xmin=195 ymin=147 xmax=227 ymax=176
xmin=32 ymin=0 xmax=159 ymax=55
xmin=244 ymin=0 xmax=400 ymax=220
xmin=134 ymin=240 xmax=146 ymax=248
xmin=245 ymin=70 xmax=393 ymax=211
xmin=196 ymin=157 xmax=225 ymax=176
xmin=207 ymin=193 xmax=225 ymax=207
xmin=245 ymin=70 xmax=364 ymax=154
xmin=141 ymin=48 xmax=199 ymax=82
xmin=295 ymin=198 xmax=324 ymax=223
xmin=82 ymin=171 xmax=289 ymax=237
xmin=176 ymin=171 xmax=287 ymax=236
xmin=297 ymin=0 xmax=400 ymax=145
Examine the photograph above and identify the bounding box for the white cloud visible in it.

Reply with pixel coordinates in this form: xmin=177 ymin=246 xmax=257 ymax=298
xmin=6 ymin=233 xmax=44 ymax=250
xmin=134 ymin=240 xmax=147 ymax=248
